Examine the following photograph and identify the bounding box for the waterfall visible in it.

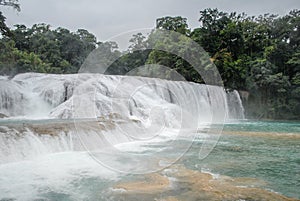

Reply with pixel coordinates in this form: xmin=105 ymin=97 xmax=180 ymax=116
xmin=1 ymin=73 xmax=244 ymax=120
xmin=0 ymin=126 xmax=74 ymax=163
xmin=0 ymin=73 xmax=245 ymax=164
xmin=226 ymin=90 xmax=245 ymax=120
xmin=0 ymin=79 xmax=25 ymax=116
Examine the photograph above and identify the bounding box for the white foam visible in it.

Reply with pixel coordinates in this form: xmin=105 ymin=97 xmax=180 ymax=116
xmin=0 ymin=151 xmax=120 ymax=201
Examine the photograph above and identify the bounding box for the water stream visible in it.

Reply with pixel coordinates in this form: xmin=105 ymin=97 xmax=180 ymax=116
xmin=0 ymin=73 xmax=298 ymax=201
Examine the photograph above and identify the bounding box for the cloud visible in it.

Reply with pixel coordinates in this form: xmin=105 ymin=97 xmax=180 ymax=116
xmin=2 ymin=0 xmax=299 ymax=42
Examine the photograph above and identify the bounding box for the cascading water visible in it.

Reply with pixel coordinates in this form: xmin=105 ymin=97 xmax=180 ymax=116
xmin=226 ymin=90 xmax=245 ymax=120
xmin=1 ymin=73 xmax=244 ymax=120
xmin=1 ymin=74 xmax=298 ymax=201
xmin=0 ymin=79 xmax=25 ymax=117
xmin=0 ymin=73 xmax=245 ymax=165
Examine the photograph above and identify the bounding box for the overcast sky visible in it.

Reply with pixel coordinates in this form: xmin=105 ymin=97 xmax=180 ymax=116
xmin=2 ymin=0 xmax=300 ymax=43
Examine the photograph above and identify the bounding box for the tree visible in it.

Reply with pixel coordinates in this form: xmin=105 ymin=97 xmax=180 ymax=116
xmin=0 ymin=0 xmax=20 ymax=10
xmin=156 ymin=16 xmax=190 ymax=35
xmin=0 ymin=39 xmax=50 ymax=75
xmin=146 ymin=30 xmax=203 ymax=82
xmin=0 ymin=0 xmax=20 ymax=36
xmin=1 ymin=23 xmax=98 ymax=75
xmin=128 ymin=33 xmax=148 ymax=51
xmin=1 ymin=8 xmax=299 ymax=119
xmin=110 ymin=33 xmax=151 ymax=75
xmin=191 ymin=9 xmax=230 ymax=55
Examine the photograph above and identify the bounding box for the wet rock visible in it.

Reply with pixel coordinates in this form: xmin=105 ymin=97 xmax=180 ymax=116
xmin=0 ymin=113 xmax=8 ymax=118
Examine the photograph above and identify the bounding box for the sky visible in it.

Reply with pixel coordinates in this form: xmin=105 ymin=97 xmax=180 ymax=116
xmin=2 ymin=0 xmax=300 ymax=44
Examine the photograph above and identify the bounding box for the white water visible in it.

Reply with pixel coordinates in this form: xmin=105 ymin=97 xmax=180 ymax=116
xmin=0 ymin=73 xmax=246 ymax=200
xmin=0 ymin=152 xmax=119 ymax=201
xmin=0 ymin=73 xmax=244 ymax=120
xmin=0 ymin=73 xmax=245 ymax=164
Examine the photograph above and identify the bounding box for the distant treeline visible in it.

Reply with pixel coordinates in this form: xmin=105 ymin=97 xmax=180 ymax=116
xmin=0 ymin=1 xmax=299 ymax=119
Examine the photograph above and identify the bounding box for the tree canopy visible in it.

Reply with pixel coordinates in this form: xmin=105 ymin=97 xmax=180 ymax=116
xmin=0 ymin=7 xmax=299 ymax=119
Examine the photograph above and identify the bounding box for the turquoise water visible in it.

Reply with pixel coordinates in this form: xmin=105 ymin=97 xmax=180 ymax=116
xmin=184 ymin=121 xmax=300 ymax=199
xmin=0 ymin=120 xmax=299 ymax=200
xmin=224 ymin=120 xmax=300 ymax=133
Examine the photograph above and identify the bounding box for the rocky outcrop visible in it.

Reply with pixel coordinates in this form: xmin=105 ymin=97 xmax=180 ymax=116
xmin=0 ymin=113 xmax=8 ymax=118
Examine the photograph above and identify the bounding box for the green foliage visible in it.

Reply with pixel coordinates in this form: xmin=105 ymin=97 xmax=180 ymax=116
xmin=0 ymin=5 xmax=299 ymax=119
xmin=108 ymin=33 xmax=150 ymax=75
xmin=0 ymin=23 xmax=97 ymax=74
xmin=0 ymin=39 xmax=50 ymax=75
xmin=191 ymin=8 xmax=300 ymax=119
xmin=0 ymin=0 xmax=20 ymax=37
xmin=0 ymin=12 xmax=10 ymax=36
xmin=156 ymin=16 xmax=190 ymax=35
